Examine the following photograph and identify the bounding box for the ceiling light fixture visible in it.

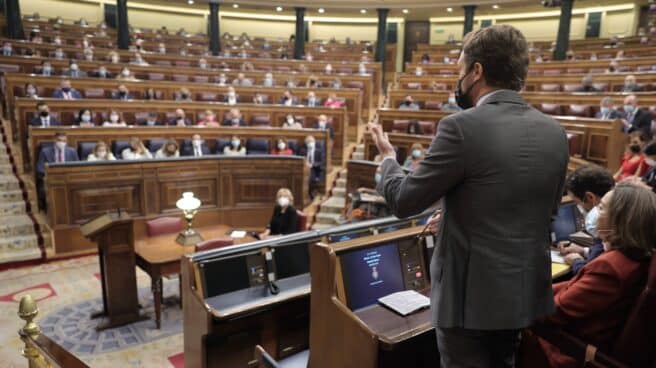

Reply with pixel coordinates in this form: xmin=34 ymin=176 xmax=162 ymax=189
xmin=492 ymin=4 xmax=499 ymax=9
xmin=402 ymin=9 xmax=409 ymax=14
xmin=446 ymin=7 xmax=453 ymax=12
xmin=187 ymin=0 xmax=194 ymax=4
xmin=276 ymin=6 xmax=283 ymax=12
xmin=233 ymin=4 xmax=239 ymax=8
xmin=360 ymin=9 xmax=367 ymax=14
xmin=318 ymin=8 xmax=325 ymax=13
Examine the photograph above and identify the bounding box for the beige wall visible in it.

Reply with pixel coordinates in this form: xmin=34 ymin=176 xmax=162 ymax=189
xmin=20 ymin=0 xmax=102 ymax=23
xmin=310 ymin=22 xmax=377 ymax=42
xmin=220 ymin=17 xmax=295 ymax=40
xmin=130 ymin=8 xmax=206 ymax=33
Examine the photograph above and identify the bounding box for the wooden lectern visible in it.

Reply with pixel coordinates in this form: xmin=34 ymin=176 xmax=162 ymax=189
xmin=80 ymin=211 xmax=145 ymax=330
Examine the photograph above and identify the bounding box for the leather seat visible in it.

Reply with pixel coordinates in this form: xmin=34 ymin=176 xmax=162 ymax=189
xmin=198 ymin=92 xmax=217 ymax=101
xmin=346 ymin=81 xmax=364 ymax=89
xmin=406 ymin=82 xmax=421 ymax=90
xmin=566 ymin=104 xmax=592 ymax=118
xmin=154 ymin=61 xmax=172 ymax=66
xmin=296 ymin=210 xmax=307 ymax=232
xmin=134 ymin=112 xmax=150 ymax=125
xmin=84 ymin=88 xmax=106 ymax=98
xmin=194 ymin=237 xmax=234 ymax=252
xmin=146 ymin=216 xmax=184 ymax=237
xmin=338 ymin=68 xmax=352 ymax=74
xmin=246 ymin=139 xmax=270 ymax=155
xmin=563 ymin=84 xmax=582 ymax=92
xmin=424 ymin=101 xmax=442 ymax=110
xmin=148 ymin=73 xmax=165 ymax=81
xmin=112 ymin=140 xmax=130 ymax=159
xmin=419 ymin=121 xmax=436 ymax=135
xmin=251 ymin=114 xmax=271 ymax=126
xmin=174 ymin=60 xmax=191 ymax=67
xmin=78 ymin=142 xmax=97 ymax=160
xmin=173 ymin=74 xmax=189 ymax=82
xmin=540 ymin=83 xmax=561 ymax=92
xmin=391 ymin=120 xmax=409 ymax=133
xmin=147 ymin=138 xmax=168 ymax=154
xmin=543 ymin=69 xmax=561 ymax=76
xmin=216 ymin=139 xmax=230 ymax=154
xmin=540 ymin=103 xmax=562 ymax=116
xmin=193 ymin=75 xmax=209 ymax=83
xmin=287 ymin=139 xmax=299 ymax=154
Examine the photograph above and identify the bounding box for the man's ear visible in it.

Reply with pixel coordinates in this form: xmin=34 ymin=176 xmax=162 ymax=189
xmin=472 ymin=62 xmax=484 ymax=82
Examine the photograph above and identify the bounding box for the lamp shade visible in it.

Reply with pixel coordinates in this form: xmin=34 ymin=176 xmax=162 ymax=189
xmin=176 ymin=192 xmax=201 ymax=211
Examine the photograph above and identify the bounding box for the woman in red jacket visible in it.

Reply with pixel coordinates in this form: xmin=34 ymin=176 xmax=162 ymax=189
xmin=522 ymin=182 xmax=655 ymax=367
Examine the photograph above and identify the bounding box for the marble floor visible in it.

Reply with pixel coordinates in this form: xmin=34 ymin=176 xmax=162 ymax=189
xmin=0 ymin=256 xmax=185 ymax=368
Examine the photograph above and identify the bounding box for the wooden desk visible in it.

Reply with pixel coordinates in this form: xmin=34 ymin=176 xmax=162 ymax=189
xmin=135 ymin=224 xmax=255 ymax=328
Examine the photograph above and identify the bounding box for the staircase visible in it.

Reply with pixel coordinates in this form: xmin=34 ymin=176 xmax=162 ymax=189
xmin=0 ymin=125 xmax=42 ymax=264
xmin=352 ymin=144 xmax=365 ymax=161
xmin=311 ymin=169 xmax=347 ymax=230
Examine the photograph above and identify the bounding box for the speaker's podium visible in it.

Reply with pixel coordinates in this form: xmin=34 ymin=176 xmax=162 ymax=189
xmin=309 ymin=226 xmax=439 ymax=368
xmin=80 ymin=211 xmax=146 ymax=330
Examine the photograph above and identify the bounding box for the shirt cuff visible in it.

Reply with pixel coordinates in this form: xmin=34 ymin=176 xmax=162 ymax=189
xmin=583 ymin=247 xmax=590 ymax=258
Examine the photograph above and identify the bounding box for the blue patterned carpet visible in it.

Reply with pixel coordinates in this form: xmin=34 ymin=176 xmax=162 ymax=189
xmin=40 ymin=281 xmax=182 ymax=355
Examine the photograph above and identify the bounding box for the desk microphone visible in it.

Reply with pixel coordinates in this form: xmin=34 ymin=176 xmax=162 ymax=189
xmin=264 ymin=250 xmax=280 ymax=295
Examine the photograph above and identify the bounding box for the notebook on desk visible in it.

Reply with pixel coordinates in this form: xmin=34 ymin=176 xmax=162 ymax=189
xmin=378 ymin=290 xmax=430 ymax=316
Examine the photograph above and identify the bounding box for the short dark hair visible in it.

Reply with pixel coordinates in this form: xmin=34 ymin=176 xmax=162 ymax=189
xmin=54 ymin=131 xmax=66 ymax=138
xmin=461 ymin=25 xmax=529 ymax=91
xmin=36 ymin=101 xmax=47 ymax=108
xmin=645 ymin=141 xmax=656 ymax=156
xmin=566 ymin=164 xmax=615 ymax=200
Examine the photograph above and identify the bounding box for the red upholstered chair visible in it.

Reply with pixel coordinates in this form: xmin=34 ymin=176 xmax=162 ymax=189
xmin=419 ymin=121 xmax=436 ymax=135
xmin=391 ymin=120 xmax=409 ymax=133
xmin=566 ymin=133 xmax=582 ymax=156
xmin=276 ymin=66 xmax=291 ymax=72
xmin=146 ymin=216 xmax=184 ymax=237
xmin=194 ymin=237 xmax=234 ymax=252
xmin=593 ymin=83 xmax=609 ymax=92
xmin=173 ymin=74 xmax=189 ymax=82
xmin=148 ymin=73 xmax=165 ymax=81
xmin=431 ymin=83 xmax=448 ymax=91
xmin=589 ymin=68 xmax=607 ymax=74
xmin=543 ymin=69 xmax=561 ymax=76
xmin=198 ymin=92 xmax=217 ymax=101
xmin=84 ymin=88 xmax=106 ymax=98
xmin=406 ymin=82 xmax=421 ymax=90
xmin=566 ymin=68 xmax=585 ymax=74
xmin=175 ymin=60 xmax=191 ymax=67
xmin=563 ymin=84 xmax=582 ymax=92
xmin=296 ymin=210 xmax=307 ymax=232
xmin=565 ymin=104 xmax=593 ymax=118
xmin=424 ymin=101 xmax=442 ymax=110
xmin=540 ymin=103 xmax=563 ymax=116
xmin=346 ymin=81 xmax=364 ymax=89
xmin=637 ymin=65 xmax=653 ymax=72
xmin=540 ymin=83 xmax=561 ymax=92
xmin=193 ymin=75 xmax=209 ymax=83
xmin=155 ymin=60 xmax=172 ymax=66
xmin=338 ymin=67 xmax=353 ymax=74
xmin=251 ymin=114 xmax=271 ymax=126
xmin=528 ymin=69 xmax=541 ymax=76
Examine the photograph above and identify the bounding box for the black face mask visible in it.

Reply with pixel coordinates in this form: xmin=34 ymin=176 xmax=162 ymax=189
xmin=630 ymin=144 xmax=641 ymax=153
xmin=455 ymin=69 xmax=476 ymax=110
xmin=40 ymin=111 xmax=49 ymax=117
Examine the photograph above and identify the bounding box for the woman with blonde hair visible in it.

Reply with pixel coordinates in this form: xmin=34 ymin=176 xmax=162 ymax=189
xmin=87 ymin=141 xmax=116 ymax=161
xmin=259 ymin=188 xmax=299 ymax=239
xmin=155 ymin=140 xmax=180 ymax=158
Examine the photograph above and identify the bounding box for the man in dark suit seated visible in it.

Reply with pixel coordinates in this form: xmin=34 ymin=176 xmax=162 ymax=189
xmin=370 ymin=25 xmax=569 ymax=367
xmin=314 ymin=114 xmax=334 ymax=140
xmin=595 ymin=97 xmax=624 ymax=119
xmin=557 ymin=165 xmax=615 ymax=275
xmin=91 ymin=65 xmax=113 ymax=78
xmin=221 ymin=108 xmax=247 ymax=127
xmin=620 ymin=75 xmax=642 ymax=92
xmin=223 ymin=86 xmax=240 ymax=104
xmin=111 ymin=84 xmax=133 ymax=100
xmin=304 ymin=91 xmax=321 ymax=107
xmin=61 ymin=60 xmax=87 ymax=78
xmin=36 ymin=132 xmax=79 ymax=210
xmin=29 ymin=101 xmax=61 ymax=127
xmin=52 ymin=79 xmax=82 ymax=99
xmin=621 ymin=95 xmax=653 ymax=139
xmin=180 ymin=134 xmax=210 ymax=157
xmin=574 ymin=74 xmax=600 ymax=92
xmin=168 ymin=108 xmax=191 ymax=126
xmin=139 ymin=112 xmax=162 ymax=126
xmin=300 ymin=135 xmax=324 ymax=199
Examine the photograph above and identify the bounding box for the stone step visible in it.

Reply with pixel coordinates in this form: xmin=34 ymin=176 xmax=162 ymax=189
xmin=0 ymin=200 xmax=26 ymax=216
xmin=335 ymin=178 xmax=347 ymax=188
xmin=355 ymin=145 xmax=364 ymax=153
xmin=0 ymin=154 xmax=10 ymax=163
xmin=315 ymin=212 xmax=341 ymax=225
xmin=0 ymin=175 xmax=20 ymax=191
xmin=320 ymin=197 xmax=346 ymax=214
xmin=0 ymin=233 xmax=39 ymax=253
xmin=0 ymin=244 xmax=42 ymax=264
xmin=352 ymin=152 xmax=364 ymax=161
xmin=0 ymin=189 xmax=24 ymax=202
xmin=0 ymin=163 xmax=14 ymax=175
xmin=0 ymin=215 xmax=35 ymax=238
xmin=332 ymin=187 xmax=346 ymax=198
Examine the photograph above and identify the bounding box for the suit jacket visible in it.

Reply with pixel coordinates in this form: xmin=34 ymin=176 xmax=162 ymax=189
xmin=62 ymin=69 xmax=88 ymax=78
xmin=167 ymin=117 xmax=191 ymax=126
xmin=378 ymin=90 xmax=569 ymax=330
xmin=221 ymin=119 xmax=247 ymax=127
xmin=314 ymin=124 xmax=335 ymax=140
xmin=91 ymin=71 xmax=114 ymax=78
xmin=111 ymin=92 xmax=133 ymax=100
xmin=299 ymin=147 xmax=325 ymax=181
xmin=594 ymin=109 xmax=624 ymax=120
xmin=304 ymin=98 xmax=322 ymax=107
xmin=29 ymin=115 xmax=61 ymax=127
xmin=180 ymin=144 xmax=210 ymax=157
xmin=52 ymin=89 xmax=82 ymax=99
xmin=36 ymin=146 xmax=79 ymax=176
xmin=138 ymin=120 xmax=163 ymax=126
xmin=571 ymin=238 xmax=604 ymax=275
xmin=643 ymin=167 xmax=656 ymax=193
xmin=626 ymin=108 xmax=653 ymax=138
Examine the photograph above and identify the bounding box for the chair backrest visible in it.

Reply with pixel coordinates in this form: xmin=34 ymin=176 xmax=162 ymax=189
xmin=419 ymin=121 xmax=436 ymax=135
xmin=194 ymin=75 xmax=209 ymax=83
xmin=154 ymin=60 xmax=172 ymax=66
xmin=84 ymin=88 xmax=106 ymax=98
xmin=254 ymin=345 xmax=280 ymax=368
xmin=424 ymin=100 xmax=442 ymax=110
xmin=198 ymin=92 xmax=217 ymax=101
xmin=246 ymin=138 xmax=270 ymax=155
xmin=540 ymin=103 xmax=562 ymax=116
xmin=346 ymin=81 xmax=364 ymax=89
xmin=146 ymin=216 xmax=184 ymax=237
xmin=112 ymin=140 xmax=130 ymax=159
xmin=148 ymin=73 xmax=165 ymax=81
xmin=216 ymin=138 xmax=230 ymax=154
xmin=563 ymin=84 xmax=582 ymax=92
xmin=147 ymin=138 xmax=167 ymax=153
xmin=540 ymin=83 xmax=561 ymax=92
xmin=173 ymin=74 xmax=189 ymax=82
xmin=296 ymin=210 xmax=307 ymax=232
xmin=611 ymin=254 xmax=656 ymax=367
xmin=391 ymin=119 xmax=409 ymax=133
xmin=251 ymin=114 xmax=271 ymax=126
xmin=194 ymin=237 xmax=234 ymax=252
xmin=566 ymin=104 xmax=593 ymax=118
xmin=78 ymin=141 xmax=97 ymax=160
xmin=287 ymin=139 xmax=299 ymax=154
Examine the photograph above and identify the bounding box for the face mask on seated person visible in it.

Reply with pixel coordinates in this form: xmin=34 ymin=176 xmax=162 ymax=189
xmin=232 ymin=140 xmax=240 ymax=148
xmin=307 ymin=142 xmax=315 ymax=150
xmin=55 ymin=141 xmax=66 ymax=150
xmin=624 ymin=105 xmax=635 ymax=114
xmin=192 ymin=139 xmax=202 ymax=148
xmin=81 ymin=114 xmax=91 ymax=122
xmin=27 ymin=88 xmax=37 ymax=96
xmin=286 ymin=118 xmax=294 ymax=125
xmin=412 ymin=149 xmax=422 ymax=158
xmin=278 ymin=142 xmax=286 ymax=151
xmin=629 ymin=144 xmax=641 ymax=154
xmin=277 ymin=196 xmax=290 ymax=208
xmin=318 ymin=120 xmax=327 ymax=128
xmin=110 ymin=114 xmax=119 ymax=122
xmin=584 ymin=206 xmax=600 ymax=238
xmin=39 ymin=110 xmax=49 ymax=117
xmin=96 ymin=149 xmax=107 ymax=158
xmin=600 ymin=107 xmax=610 ymax=116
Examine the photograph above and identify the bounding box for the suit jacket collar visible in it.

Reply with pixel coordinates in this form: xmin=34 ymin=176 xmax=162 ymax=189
xmin=478 ymin=89 xmax=525 ymax=106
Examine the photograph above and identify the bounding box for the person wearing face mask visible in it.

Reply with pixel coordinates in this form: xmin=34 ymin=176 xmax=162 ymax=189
xmin=331 ymin=77 xmax=342 ymax=89
xmin=36 ymin=132 xmax=79 ymax=210
xmin=112 ymin=85 xmax=132 ymax=100
xmin=641 ymin=141 xmax=656 ymax=193
xmin=198 ymin=110 xmax=220 ymax=127
xmin=369 ymin=25 xmax=569 ymax=366
xmin=271 ymin=138 xmax=293 ymax=155
xmin=258 ymin=188 xmax=299 ymax=239
xmin=169 ymin=109 xmax=191 ymax=126
xmin=176 ymin=88 xmax=193 ymax=102
xmin=30 ymin=102 xmax=61 ymax=127
xmin=102 ymin=109 xmax=127 ymax=127
xmin=614 ymin=133 xmax=648 ymax=181
xmin=403 ymin=143 xmax=425 ymax=171
xmin=300 ymin=135 xmax=325 ymax=199
xmin=131 ymin=53 xmax=149 ymax=66
xmin=63 ymin=60 xmax=86 ymax=78
xmin=92 ymin=66 xmax=113 ymax=79
xmin=155 ymin=140 xmax=180 ymax=159
xmin=414 ymin=66 xmax=424 ymax=76
xmin=107 ymin=51 xmax=120 ymax=64
xmin=139 ymin=112 xmax=162 ymax=126
xmin=223 ymin=135 xmax=246 ymax=156
xmin=53 ymin=48 xmax=65 ymax=60
xmin=181 ymin=134 xmax=210 ymax=157
xmin=75 ymin=109 xmax=95 ymax=127
xmin=221 ymin=108 xmax=246 ymax=127
xmin=232 ymin=72 xmax=253 ymax=87
xmin=621 ymin=75 xmax=642 ymax=92
xmin=38 ymin=61 xmax=54 ymax=76
xmin=216 ymin=73 xmax=229 ymax=86
xmin=324 ymin=63 xmax=333 ymax=75
xmin=122 ymin=137 xmax=152 ymax=160
xmin=594 ymin=97 xmax=622 ymax=120
xmin=314 ymin=114 xmax=334 ymax=140
xmin=51 ymin=36 xmax=62 ymax=46
xmin=252 ymin=94 xmax=266 ymax=105
xmin=198 ymin=58 xmax=208 ymax=69
xmin=223 ymin=87 xmax=240 ymax=105
xmin=116 ymin=67 xmax=137 ymax=81
xmin=282 ymin=115 xmax=303 ymax=130
xmin=25 ymin=83 xmax=39 ymax=99
xmin=304 ymin=91 xmax=321 ymax=107
xmin=53 ymin=79 xmax=82 ymax=100
xmin=620 ymin=95 xmax=652 ymax=138
xmin=278 ymin=91 xmax=296 ymax=106
xmin=87 ymin=141 xmax=116 ymax=161
xmin=262 ymin=73 xmax=275 ymax=87
xmin=2 ymin=42 xmax=12 ymax=56
xmin=398 ymin=95 xmax=420 ymax=111
xmin=358 ymin=63 xmax=368 ymax=75
xmin=557 ymin=165 xmax=615 ymax=275
xmin=520 ymin=182 xmax=655 ymax=368
xmin=305 ymin=75 xmax=321 ymax=88
xmin=83 ymin=48 xmax=94 ymax=61
xmin=574 ymin=74 xmax=600 ymax=92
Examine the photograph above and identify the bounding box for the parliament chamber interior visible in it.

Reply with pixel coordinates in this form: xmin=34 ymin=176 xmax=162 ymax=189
xmin=0 ymin=0 xmax=655 ymax=367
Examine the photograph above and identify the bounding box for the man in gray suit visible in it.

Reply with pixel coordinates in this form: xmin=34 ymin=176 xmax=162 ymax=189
xmin=370 ymin=25 xmax=569 ymax=367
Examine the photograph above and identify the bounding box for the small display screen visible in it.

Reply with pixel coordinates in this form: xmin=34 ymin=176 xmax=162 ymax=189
xmin=328 ymin=229 xmax=370 ymax=243
xmin=551 ymin=203 xmax=579 ymax=242
xmin=274 ymin=243 xmax=310 ymax=280
xmin=340 ymin=243 xmax=405 ymax=310
xmin=202 ymin=255 xmax=251 ymax=298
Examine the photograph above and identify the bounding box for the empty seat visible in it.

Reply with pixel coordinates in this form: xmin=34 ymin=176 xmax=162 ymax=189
xmin=84 ymin=88 xmax=106 ymax=98
xmin=276 ymin=66 xmax=291 ymax=72
xmin=337 ymin=68 xmax=352 ymax=74
xmin=563 ymin=84 xmax=582 ymax=92
xmin=173 ymin=74 xmax=189 ymax=82
xmin=112 ymin=140 xmax=130 ymax=159
xmin=540 ymin=103 xmax=563 ymax=116
xmin=439 ymin=69 xmax=455 ymax=75
xmin=78 ymin=142 xmax=97 ymax=160
xmin=296 ymin=210 xmax=307 ymax=232
xmin=391 ymin=120 xmax=409 ymax=133
xmin=0 ymin=64 xmax=20 ymax=73
xmin=216 ymin=138 xmax=230 ymax=154
xmin=146 ymin=216 xmax=184 ymax=237
xmin=154 ymin=61 xmax=172 ymax=66
xmin=637 ymin=65 xmax=653 ymax=72
xmin=543 ymin=69 xmax=561 ymax=76
xmin=431 ymin=83 xmax=447 ymax=91
xmin=566 ymin=104 xmax=593 ymax=118
xmin=194 ymin=237 xmax=234 ymax=252
xmin=424 ymin=101 xmax=442 ymax=110
xmin=147 ymin=138 xmax=167 ymax=153
xmin=406 ymin=82 xmax=421 ymax=90
xmin=175 ymin=61 xmax=191 ymax=67
xmin=593 ymin=83 xmax=609 ymax=92
xmin=566 ymin=133 xmax=582 ymax=156
xmin=198 ymin=92 xmax=217 ymax=101
xmin=134 ymin=112 xmax=149 ymax=125
xmin=193 ymin=75 xmax=209 ymax=83
xmin=346 ymin=81 xmax=364 ymax=89
xmin=566 ymin=68 xmax=585 ymax=74
xmin=148 ymin=73 xmax=165 ymax=81
xmin=419 ymin=121 xmax=436 ymax=135
xmin=540 ymin=83 xmax=561 ymax=92
xmin=287 ymin=139 xmax=299 ymax=154
xmin=246 ymin=139 xmax=270 ymax=155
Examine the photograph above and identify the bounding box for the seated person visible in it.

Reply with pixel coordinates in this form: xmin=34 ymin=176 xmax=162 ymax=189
xmin=168 ymin=109 xmax=191 ymax=126
xmin=112 ymin=84 xmax=132 ymax=100
xmin=25 ymin=83 xmax=39 ymax=98
xmin=595 ymin=97 xmax=623 ymax=119
xmin=92 ymin=65 xmax=113 ymax=78
xmin=181 ymin=134 xmax=210 ymax=157
xmin=407 ymin=120 xmax=424 ymax=135
xmin=621 ymin=75 xmax=642 ymax=92
xmin=252 ymin=94 xmax=266 ymax=104
xmin=606 ymin=60 xmax=619 ymax=73
xmin=122 ymin=137 xmax=153 ymax=160
xmin=285 ymin=78 xmax=298 ymax=88
xmin=155 ymin=140 xmax=180 ymax=159
xmin=198 ymin=57 xmax=209 ymax=69
xmin=2 ymin=41 xmax=12 ymax=56
xmin=282 ymin=114 xmax=303 ymax=129
xmin=558 ymin=165 xmax=615 ymax=275
xmin=262 ymin=72 xmax=275 ymax=87
xmin=358 ymin=62 xmax=368 ymax=75
xmin=232 ymin=72 xmax=253 ymax=86
xmin=300 ymin=135 xmax=324 ymax=199
xmin=131 ymin=52 xmax=149 ymax=66
xmin=197 ymin=110 xmax=220 ymax=127
xmin=36 ymin=132 xmax=79 ymax=209
xmin=138 ymin=112 xmax=161 ymax=126
xmin=87 ymin=141 xmax=116 ymax=161
xmin=221 ymin=108 xmax=246 ymax=127
xmin=223 ymin=136 xmax=246 ymax=156
xmin=258 ymin=188 xmax=299 ymax=239
xmin=52 ymin=79 xmax=82 ymax=99
xmin=420 ymin=53 xmax=430 ymax=63
xmin=403 ymin=143 xmax=424 ymax=171
xmin=53 ymin=47 xmax=65 ymax=60
xmin=102 ymin=109 xmax=128 ymax=127
xmin=305 ymin=91 xmax=321 ymax=107
xmin=315 ymin=114 xmax=334 ymax=140
xmin=216 ymin=73 xmax=229 ymax=85
xmin=642 ymin=141 xmax=656 ymax=193
xmin=345 ymin=166 xmax=391 ymax=223
xmin=144 ymin=88 xmax=158 ymax=101
xmin=116 ymin=67 xmax=137 ymax=81
xmin=176 ymin=88 xmax=193 ymax=102
xmin=76 ymin=109 xmax=96 ymax=127
xmin=399 ymin=95 xmax=420 ymax=111
xmin=414 ymin=66 xmax=424 ymax=76
xmin=223 ymin=86 xmax=239 ymax=105
xmin=62 ymin=60 xmax=87 ymax=78
xmin=621 ymin=95 xmax=652 ymax=138
xmin=323 ymin=93 xmax=343 ymax=108
xmin=306 ymin=75 xmax=322 ymax=88
xmin=614 ymin=133 xmax=648 ymax=181
xmin=575 ymin=75 xmax=600 ymax=92
xmin=278 ymin=90 xmax=296 ymax=106
xmin=106 ymin=51 xmax=121 ymax=64
xmin=38 ymin=61 xmax=54 ymax=76
xmin=522 ymin=183 xmax=654 ymax=368
xmin=331 ymin=77 xmax=342 ymax=89
xmin=272 ymin=138 xmax=293 ymax=155
xmin=30 ymin=101 xmax=60 ymax=127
